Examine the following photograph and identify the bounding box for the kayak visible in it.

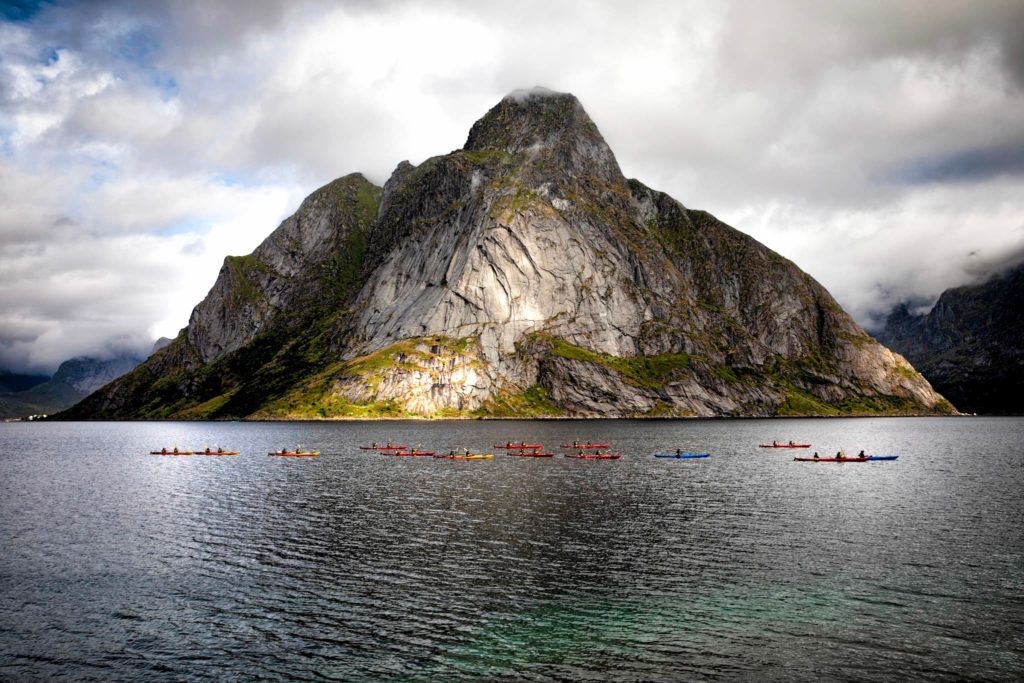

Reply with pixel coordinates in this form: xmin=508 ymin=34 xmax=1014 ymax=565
xmin=359 ymin=445 xmax=408 ymax=450
xmin=495 ymin=444 xmax=542 ymax=449
xmin=434 ymin=453 xmax=494 ymax=460
xmin=654 ymin=453 xmax=710 ymax=459
xmin=794 ymin=455 xmax=898 ymax=462
xmin=196 ymin=449 xmax=240 ymax=455
xmin=150 ymin=449 xmax=193 ymax=455
xmin=507 ymin=451 xmax=555 ymax=457
xmin=794 ymin=457 xmax=870 ymax=462
xmin=565 ymin=453 xmax=621 ymax=460
xmin=560 ymin=443 xmax=609 ymax=449
xmin=760 ymin=443 xmax=812 ymax=448
xmin=382 ymin=450 xmax=435 ymax=456
xmin=268 ymin=451 xmax=321 ymax=457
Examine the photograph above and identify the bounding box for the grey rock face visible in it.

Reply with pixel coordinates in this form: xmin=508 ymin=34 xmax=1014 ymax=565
xmin=54 ymin=355 xmax=144 ymax=395
xmin=187 ymin=174 xmax=381 ymax=363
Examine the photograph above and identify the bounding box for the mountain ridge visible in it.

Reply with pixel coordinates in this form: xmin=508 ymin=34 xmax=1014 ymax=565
xmin=61 ymin=89 xmax=952 ymax=420
xmin=2 ymin=352 xmax=145 ymax=418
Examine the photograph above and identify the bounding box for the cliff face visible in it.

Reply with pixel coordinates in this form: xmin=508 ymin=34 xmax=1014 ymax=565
xmin=875 ymin=263 xmax=1024 ymax=414
xmin=63 ymin=89 xmax=951 ymax=419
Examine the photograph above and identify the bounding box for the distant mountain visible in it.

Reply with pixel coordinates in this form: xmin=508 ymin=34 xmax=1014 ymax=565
xmin=1 ymin=353 xmax=144 ymax=419
xmin=62 ymin=89 xmax=950 ymax=419
xmin=152 ymin=337 xmax=173 ymax=354
xmin=875 ymin=263 xmax=1024 ymax=414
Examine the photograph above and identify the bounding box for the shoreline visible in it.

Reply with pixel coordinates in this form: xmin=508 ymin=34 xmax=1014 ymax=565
xmin=20 ymin=412 xmax=994 ymax=423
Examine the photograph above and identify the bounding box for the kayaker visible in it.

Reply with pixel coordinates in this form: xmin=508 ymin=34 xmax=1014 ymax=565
xmin=788 ymin=440 xmax=795 ymax=446
xmin=448 ymin=449 xmax=455 ymax=456
xmin=813 ymin=452 xmax=820 ymax=460
xmin=773 ymin=440 xmax=779 ymax=447
xmin=173 ymin=447 xmax=179 ymax=454
xmin=836 ymin=451 xmax=845 ymax=460
xmin=857 ymin=450 xmax=866 ymax=459
xmin=676 ymin=448 xmax=682 ymax=456
xmin=371 ymin=441 xmax=377 ymax=448
xmin=506 ymin=441 xmax=512 ymax=447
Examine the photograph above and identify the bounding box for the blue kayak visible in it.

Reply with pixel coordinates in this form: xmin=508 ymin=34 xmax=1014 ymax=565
xmin=868 ymin=455 xmax=898 ymax=461
xmin=654 ymin=453 xmax=710 ymax=459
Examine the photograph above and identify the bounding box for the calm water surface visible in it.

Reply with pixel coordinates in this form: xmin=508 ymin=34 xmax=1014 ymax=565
xmin=1 ymin=418 xmax=1022 ymax=681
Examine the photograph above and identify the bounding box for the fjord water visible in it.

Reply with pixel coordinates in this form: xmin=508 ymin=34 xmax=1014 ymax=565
xmin=1 ymin=419 xmax=1022 ymax=681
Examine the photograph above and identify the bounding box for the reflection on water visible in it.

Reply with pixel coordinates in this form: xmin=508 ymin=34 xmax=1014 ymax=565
xmin=1 ymin=418 xmax=1022 ymax=681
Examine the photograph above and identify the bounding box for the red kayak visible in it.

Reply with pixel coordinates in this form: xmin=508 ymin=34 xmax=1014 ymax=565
xmin=507 ymin=451 xmax=555 ymax=457
xmin=794 ymin=456 xmax=869 ymax=462
xmin=565 ymin=453 xmax=621 ymax=460
xmin=381 ymin=450 xmax=435 ymax=457
xmin=560 ymin=443 xmax=609 ymax=449
xmin=759 ymin=443 xmax=812 ymax=448
xmin=359 ymin=445 xmax=408 ymax=450
xmin=495 ymin=444 xmax=542 ymax=449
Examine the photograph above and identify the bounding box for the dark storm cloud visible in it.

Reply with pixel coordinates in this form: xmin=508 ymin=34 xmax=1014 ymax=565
xmin=0 ymin=0 xmax=48 ymax=22
xmin=891 ymin=141 xmax=1024 ymax=184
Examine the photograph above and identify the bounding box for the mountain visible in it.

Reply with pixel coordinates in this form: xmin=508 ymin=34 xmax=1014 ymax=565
xmin=1 ymin=353 xmax=144 ymax=419
xmin=152 ymin=337 xmax=173 ymax=354
xmin=874 ymin=263 xmax=1024 ymax=414
xmin=61 ymin=89 xmax=951 ymax=420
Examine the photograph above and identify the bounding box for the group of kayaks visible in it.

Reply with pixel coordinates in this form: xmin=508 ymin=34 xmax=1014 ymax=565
xmin=149 ymin=446 xmax=319 ymax=456
xmin=359 ymin=444 xmax=492 ymax=460
xmin=358 ymin=441 xmax=624 ymax=459
xmin=761 ymin=440 xmax=898 ymax=462
xmin=149 ymin=446 xmax=240 ymax=456
xmin=149 ymin=438 xmax=898 ymax=462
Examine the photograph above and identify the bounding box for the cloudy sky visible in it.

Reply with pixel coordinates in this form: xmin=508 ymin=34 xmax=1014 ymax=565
xmin=2 ymin=0 xmax=1023 ymax=373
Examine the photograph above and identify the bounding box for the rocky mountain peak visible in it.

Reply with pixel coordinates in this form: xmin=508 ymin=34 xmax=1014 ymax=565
xmin=464 ymin=87 xmax=623 ymax=183
xmin=53 ymin=354 xmax=144 ymax=395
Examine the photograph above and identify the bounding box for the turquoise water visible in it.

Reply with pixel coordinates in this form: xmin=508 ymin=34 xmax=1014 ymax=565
xmin=1 ymin=418 xmax=1022 ymax=680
